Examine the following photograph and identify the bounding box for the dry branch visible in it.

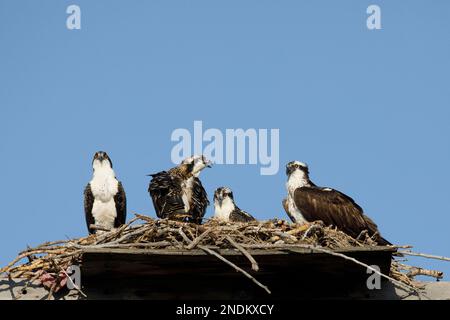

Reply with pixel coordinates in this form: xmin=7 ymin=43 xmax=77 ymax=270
xmin=399 ymin=250 xmax=450 ymax=262
xmin=186 ymin=229 xmax=212 ymax=250
xmin=396 ymin=263 xmax=444 ymax=280
xmin=225 ymin=235 xmax=259 ymax=271
xmin=198 ymin=245 xmax=271 ymax=294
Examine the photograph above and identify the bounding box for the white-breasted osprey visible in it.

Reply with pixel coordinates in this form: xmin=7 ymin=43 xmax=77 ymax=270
xmin=213 ymin=187 xmax=256 ymax=223
xmin=84 ymin=151 xmax=126 ymax=234
xmin=283 ymin=161 xmax=390 ymax=245
xmin=148 ymin=155 xmax=211 ymax=224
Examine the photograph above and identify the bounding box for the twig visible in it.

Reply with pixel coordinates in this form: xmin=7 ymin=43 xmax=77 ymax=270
xmin=41 ymin=250 xmax=82 ymax=261
xmin=186 ymin=229 xmax=212 ymax=250
xmin=271 ymin=231 xmax=297 ymax=243
xmin=19 ymin=240 xmax=69 ymax=255
xmin=71 ymin=241 xmax=171 ymax=250
xmin=226 ymin=235 xmax=259 ymax=272
xmin=177 ymin=227 xmax=192 ymax=244
xmin=399 ymin=250 xmax=450 ymax=262
xmin=95 ymin=216 xmax=141 ymax=244
xmin=133 ymin=213 xmax=155 ymax=224
xmin=53 ymin=260 xmax=88 ymax=298
xmin=93 ymin=226 xmax=151 ymax=247
xmin=392 ymin=245 xmax=413 ymax=249
xmin=199 ymin=245 xmax=271 ymax=294
xmin=407 ymin=267 xmax=443 ymax=280
xmin=89 ymin=224 xmax=111 ymax=232
xmin=1 ymin=249 xmax=66 ymax=274
xmin=301 ymin=224 xmax=323 ymax=241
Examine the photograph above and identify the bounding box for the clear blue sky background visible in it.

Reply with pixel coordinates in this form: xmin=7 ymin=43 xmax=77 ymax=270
xmin=1 ymin=1 xmax=449 ymax=280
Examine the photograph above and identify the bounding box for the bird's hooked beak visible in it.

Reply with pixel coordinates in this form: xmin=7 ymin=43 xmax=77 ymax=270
xmin=215 ymin=191 xmax=223 ymax=207
xmin=201 ymin=155 xmax=213 ymax=168
xmin=286 ymin=166 xmax=293 ymax=176
xmin=286 ymin=162 xmax=297 ymax=176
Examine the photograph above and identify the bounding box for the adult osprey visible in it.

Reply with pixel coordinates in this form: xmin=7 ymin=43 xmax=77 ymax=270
xmin=84 ymin=151 xmax=126 ymax=234
xmin=283 ymin=161 xmax=390 ymax=245
xmin=213 ymin=187 xmax=256 ymax=222
xmin=148 ymin=155 xmax=211 ymax=224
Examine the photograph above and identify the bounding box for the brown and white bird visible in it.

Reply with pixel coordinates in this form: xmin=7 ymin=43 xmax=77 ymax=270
xmin=84 ymin=151 xmax=126 ymax=234
xmin=148 ymin=155 xmax=211 ymax=224
xmin=213 ymin=187 xmax=256 ymax=223
xmin=282 ymin=161 xmax=390 ymax=245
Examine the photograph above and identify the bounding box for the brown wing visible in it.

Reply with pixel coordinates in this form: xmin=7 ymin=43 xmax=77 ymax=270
xmin=293 ymin=187 xmax=381 ymax=239
xmin=114 ymin=181 xmax=127 ymax=228
xmin=229 ymin=207 xmax=256 ymax=222
xmin=84 ymin=183 xmax=95 ymax=234
xmin=189 ymin=177 xmax=209 ymax=224
xmin=148 ymin=171 xmax=186 ymax=218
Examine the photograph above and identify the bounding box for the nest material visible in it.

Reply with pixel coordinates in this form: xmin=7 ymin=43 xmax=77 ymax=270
xmin=0 ymin=214 xmax=442 ymax=297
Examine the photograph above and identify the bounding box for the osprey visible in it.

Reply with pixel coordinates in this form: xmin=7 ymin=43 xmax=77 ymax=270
xmin=282 ymin=161 xmax=390 ymax=245
xmin=213 ymin=187 xmax=256 ymax=223
xmin=84 ymin=151 xmax=126 ymax=234
xmin=148 ymin=155 xmax=211 ymax=224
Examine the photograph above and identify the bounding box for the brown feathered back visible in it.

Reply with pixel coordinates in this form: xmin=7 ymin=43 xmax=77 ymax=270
xmin=293 ymin=187 xmax=390 ymax=245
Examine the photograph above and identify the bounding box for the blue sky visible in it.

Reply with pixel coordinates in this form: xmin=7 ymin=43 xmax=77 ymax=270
xmin=1 ymin=1 xmax=449 ymax=280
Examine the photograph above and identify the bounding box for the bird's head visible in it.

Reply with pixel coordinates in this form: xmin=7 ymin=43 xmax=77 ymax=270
xmin=182 ymin=155 xmax=212 ymax=177
xmin=286 ymin=161 xmax=309 ymax=177
xmin=92 ymin=151 xmax=113 ymax=170
xmin=214 ymin=187 xmax=234 ymax=207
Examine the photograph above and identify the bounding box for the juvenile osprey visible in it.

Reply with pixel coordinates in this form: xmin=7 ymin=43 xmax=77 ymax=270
xmin=213 ymin=187 xmax=256 ymax=223
xmin=148 ymin=155 xmax=211 ymax=224
xmin=283 ymin=161 xmax=390 ymax=245
xmin=84 ymin=151 xmax=126 ymax=234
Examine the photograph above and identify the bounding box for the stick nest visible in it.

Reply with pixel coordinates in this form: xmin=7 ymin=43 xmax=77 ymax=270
xmin=0 ymin=214 xmax=443 ymax=297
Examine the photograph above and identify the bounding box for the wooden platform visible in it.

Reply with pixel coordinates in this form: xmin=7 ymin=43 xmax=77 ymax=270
xmin=79 ymin=246 xmax=397 ymax=299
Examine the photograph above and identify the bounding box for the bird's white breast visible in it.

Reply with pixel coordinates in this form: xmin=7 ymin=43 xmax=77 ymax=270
xmin=90 ymin=170 xmax=118 ymax=202
xmin=286 ymin=170 xmax=309 ymax=196
xmin=90 ymin=167 xmax=119 ymax=230
xmin=214 ymin=197 xmax=235 ymax=222
xmin=285 ymin=170 xmax=309 ymax=224
xmin=91 ymin=199 xmax=117 ymax=230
